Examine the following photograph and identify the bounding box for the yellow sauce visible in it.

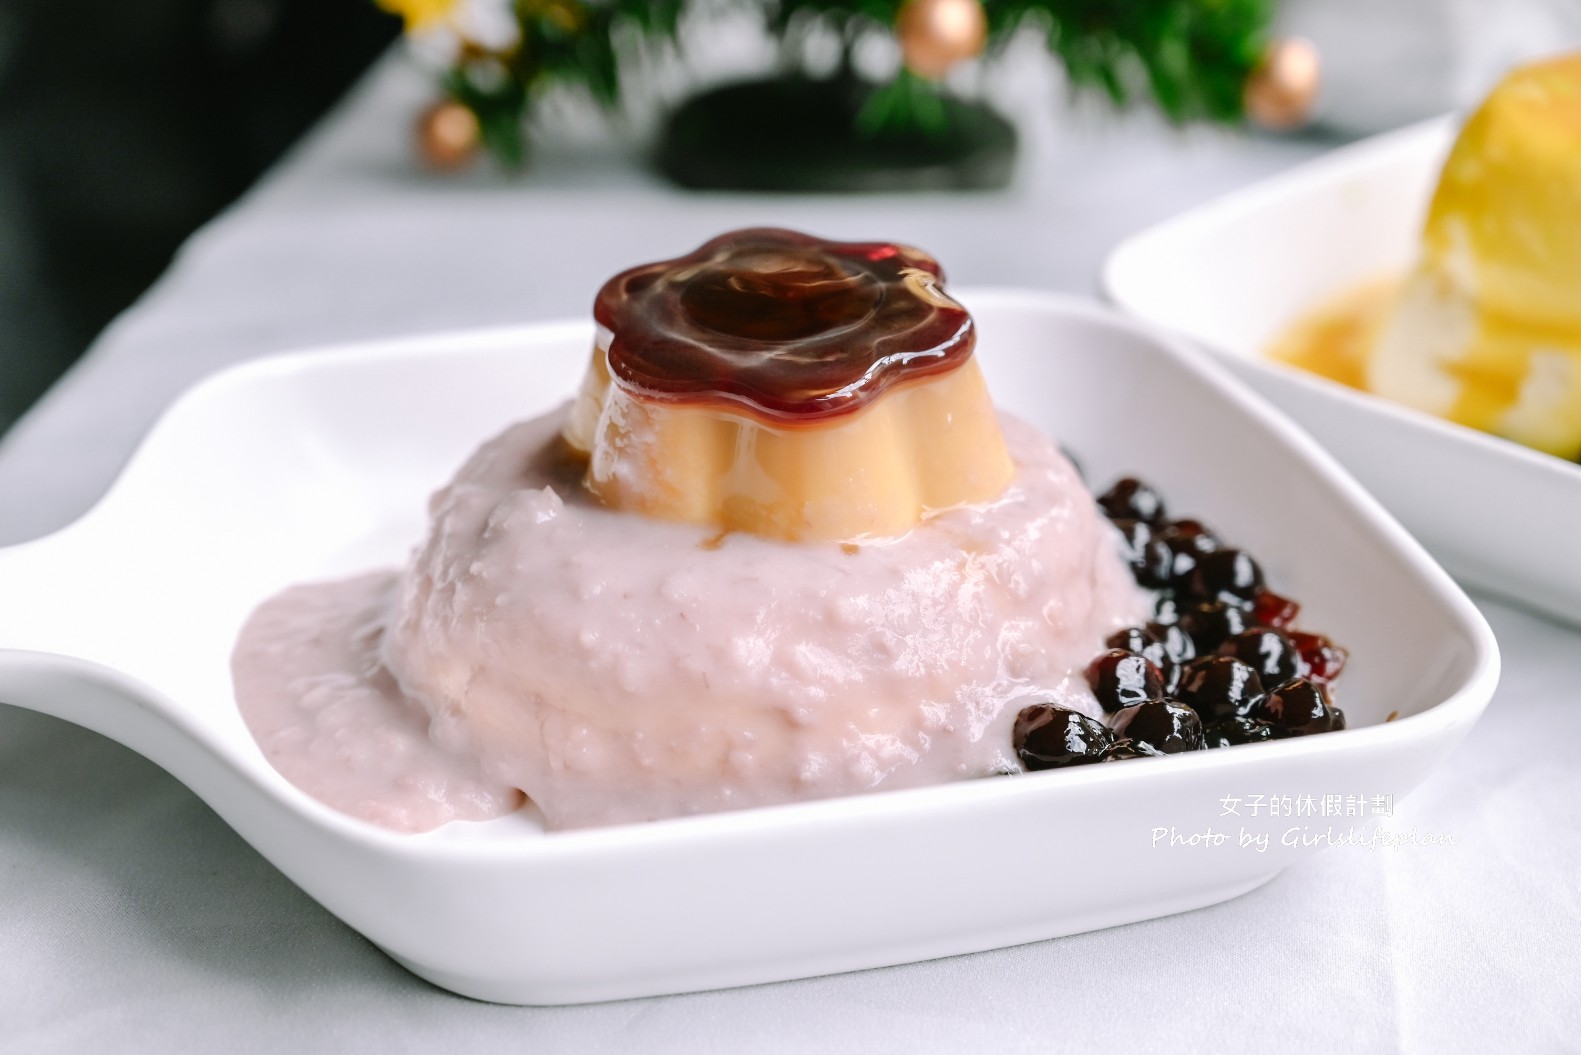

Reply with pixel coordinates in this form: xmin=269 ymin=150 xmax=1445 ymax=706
xmin=1265 ymin=52 xmax=1581 ymax=462
xmin=1266 ymin=277 xmax=1400 ymax=391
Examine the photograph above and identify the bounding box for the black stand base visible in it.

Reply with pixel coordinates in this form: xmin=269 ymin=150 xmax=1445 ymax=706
xmin=655 ymin=76 xmax=1017 ymax=193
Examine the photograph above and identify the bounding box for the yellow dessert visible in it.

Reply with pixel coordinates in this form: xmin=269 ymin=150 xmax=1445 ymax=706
xmin=564 ymin=228 xmax=1015 ymax=541
xmin=1276 ymin=51 xmax=1581 ymax=460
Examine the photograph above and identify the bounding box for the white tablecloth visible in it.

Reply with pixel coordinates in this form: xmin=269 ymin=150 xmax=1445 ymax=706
xmin=2 ymin=53 xmax=1577 ymax=1054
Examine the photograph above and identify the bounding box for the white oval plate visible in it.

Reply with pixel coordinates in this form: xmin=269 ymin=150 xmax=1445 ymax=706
xmin=0 ymin=292 xmax=1497 ymax=1005
xmin=1103 ymin=117 xmax=1581 ymax=628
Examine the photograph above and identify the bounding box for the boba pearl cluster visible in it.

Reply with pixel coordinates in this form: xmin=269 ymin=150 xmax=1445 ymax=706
xmin=1013 ymin=477 xmax=1350 ymax=770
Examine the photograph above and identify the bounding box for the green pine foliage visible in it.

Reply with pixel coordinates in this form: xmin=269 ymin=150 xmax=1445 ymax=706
xmin=440 ymin=0 xmax=684 ymax=164
xmin=769 ymin=0 xmax=1270 ymax=123
xmin=406 ymin=0 xmax=1270 ymax=164
xmin=1019 ymin=0 xmax=1272 ymax=122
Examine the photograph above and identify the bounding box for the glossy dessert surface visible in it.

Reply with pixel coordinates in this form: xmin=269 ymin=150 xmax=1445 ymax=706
xmin=569 ymin=228 xmax=1014 ymax=541
xmin=591 ymin=227 xmax=974 ymax=422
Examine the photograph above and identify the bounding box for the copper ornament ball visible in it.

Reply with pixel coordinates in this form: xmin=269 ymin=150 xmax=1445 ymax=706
xmin=896 ymin=0 xmax=988 ymax=80
xmin=417 ymin=99 xmax=482 ymax=170
xmin=1245 ymin=37 xmax=1321 ymax=131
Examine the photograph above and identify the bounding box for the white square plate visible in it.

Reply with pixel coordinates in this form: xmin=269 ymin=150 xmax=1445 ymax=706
xmin=1103 ymin=117 xmax=1581 ymax=627
xmin=0 ymin=292 xmax=1497 ymax=1004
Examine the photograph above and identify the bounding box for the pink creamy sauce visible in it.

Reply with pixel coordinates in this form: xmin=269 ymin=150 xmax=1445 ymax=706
xmin=232 ymin=407 xmax=1150 ymax=832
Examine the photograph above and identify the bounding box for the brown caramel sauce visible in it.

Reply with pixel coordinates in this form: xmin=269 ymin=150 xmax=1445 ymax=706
xmin=840 ymin=542 xmax=861 ymax=556
xmin=1266 ymin=277 xmax=1401 ymax=390
xmin=698 ymin=529 xmax=732 ymax=551
xmin=592 ymin=228 xmax=974 ymax=424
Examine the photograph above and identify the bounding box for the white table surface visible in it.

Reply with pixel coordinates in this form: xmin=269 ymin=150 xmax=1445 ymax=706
xmin=2 ymin=51 xmax=1578 ymax=1054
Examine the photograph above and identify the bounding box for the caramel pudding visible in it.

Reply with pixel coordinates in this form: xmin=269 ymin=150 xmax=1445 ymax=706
xmin=232 ymin=229 xmax=1149 ymax=832
xmin=566 ymin=228 xmax=1012 ymax=541
xmin=1271 ymin=51 xmax=1581 ymax=461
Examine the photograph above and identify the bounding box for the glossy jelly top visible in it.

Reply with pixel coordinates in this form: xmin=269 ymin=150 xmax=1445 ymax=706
xmin=592 ymin=228 xmax=975 ymax=423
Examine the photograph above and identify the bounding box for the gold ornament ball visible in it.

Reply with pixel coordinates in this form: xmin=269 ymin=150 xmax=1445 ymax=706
xmin=1245 ymin=37 xmax=1321 ymax=132
xmin=417 ymin=99 xmax=481 ymax=170
xmin=897 ymin=0 xmax=988 ymax=81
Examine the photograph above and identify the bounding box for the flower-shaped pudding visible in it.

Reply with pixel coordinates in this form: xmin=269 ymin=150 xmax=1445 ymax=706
xmin=564 ymin=227 xmax=1013 ymax=541
xmin=233 ymin=230 xmax=1148 ymax=831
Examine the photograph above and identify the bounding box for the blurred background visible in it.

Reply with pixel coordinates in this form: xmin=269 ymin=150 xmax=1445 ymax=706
xmin=0 ymin=0 xmax=395 ymax=433
xmin=3 ymin=0 xmax=1579 ymax=439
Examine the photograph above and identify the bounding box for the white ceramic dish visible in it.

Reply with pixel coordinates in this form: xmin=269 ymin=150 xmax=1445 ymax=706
xmin=1103 ymin=116 xmax=1581 ymax=628
xmin=0 ymin=292 xmax=1497 ymax=1005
